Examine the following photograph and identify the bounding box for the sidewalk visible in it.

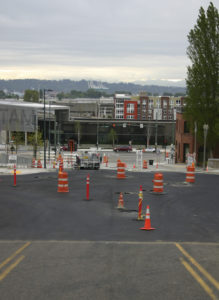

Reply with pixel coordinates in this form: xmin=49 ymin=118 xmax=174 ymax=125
xmin=101 ymin=161 xmax=219 ymax=175
xmin=1 ymin=162 xmax=219 ymax=175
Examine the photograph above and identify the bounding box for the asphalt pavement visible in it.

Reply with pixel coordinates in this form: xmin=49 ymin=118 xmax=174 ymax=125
xmin=0 ymin=164 xmax=219 ymax=300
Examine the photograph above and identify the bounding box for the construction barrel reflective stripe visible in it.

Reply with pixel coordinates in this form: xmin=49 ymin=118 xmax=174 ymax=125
xmin=153 ymin=173 xmax=164 ymax=193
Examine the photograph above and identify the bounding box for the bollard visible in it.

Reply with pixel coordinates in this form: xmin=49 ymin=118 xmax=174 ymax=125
xmin=137 ymin=185 xmax=144 ymax=220
xmin=13 ymin=164 xmax=16 ymax=187
xmin=86 ymin=174 xmax=90 ymax=200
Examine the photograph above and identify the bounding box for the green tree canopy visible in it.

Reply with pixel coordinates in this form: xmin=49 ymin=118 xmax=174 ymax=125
xmin=24 ymin=90 xmax=39 ymax=102
xmin=184 ymin=2 xmax=219 ymax=154
xmin=108 ymin=128 xmax=117 ymax=147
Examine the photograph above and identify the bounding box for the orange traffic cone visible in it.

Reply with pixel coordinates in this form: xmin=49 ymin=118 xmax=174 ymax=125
xmin=133 ymin=164 xmax=136 ymax=169
xmin=140 ymin=205 xmax=155 ymax=230
xmin=117 ymin=192 xmax=125 ymax=209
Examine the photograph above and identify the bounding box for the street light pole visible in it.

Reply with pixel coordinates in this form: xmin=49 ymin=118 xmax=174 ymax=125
xmin=203 ymin=124 xmax=209 ymax=170
xmin=155 ymin=112 xmax=158 ymax=151
xmin=194 ymin=121 xmax=197 ymax=165
xmin=96 ymin=100 xmax=99 ymax=149
xmin=43 ymin=89 xmax=46 ymax=169
xmin=48 ymin=100 xmax=51 ymax=163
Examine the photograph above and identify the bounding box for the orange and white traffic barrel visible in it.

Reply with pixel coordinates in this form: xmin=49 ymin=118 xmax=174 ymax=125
xmin=186 ymin=166 xmax=195 ymax=183
xmin=57 ymin=171 xmax=69 ymax=193
xmin=117 ymin=162 xmax=125 ymax=179
xmin=37 ymin=159 xmax=42 ymax=168
xmin=32 ymin=158 xmax=36 ymax=168
xmin=153 ymin=173 xmax=164 ymax=193
xmin=143 ymin=160 xmax=147 ymax=169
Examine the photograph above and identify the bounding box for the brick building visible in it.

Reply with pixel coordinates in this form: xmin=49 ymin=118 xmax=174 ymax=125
xmin=175 ymin=110 xmax=194 ymax=163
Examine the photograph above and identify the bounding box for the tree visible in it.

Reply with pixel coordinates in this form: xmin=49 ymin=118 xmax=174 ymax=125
xmin=11 ymin=132 xmax=24 ymax=153
xmin=24 ymin=90 xmax=39 ymax=102
xmin=0 ymin=90 xmax=6 ymax=99
xmin=108 ymin=128 xmax=117 ymax=147
xmin=28 ymin=131 xmax=43 ymax=158
xmin=184 ymin=2 xmax=219 ymax=155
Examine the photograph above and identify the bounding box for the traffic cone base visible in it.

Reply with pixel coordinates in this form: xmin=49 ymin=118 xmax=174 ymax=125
xmin=140 ymin=226 xmax=155 ymax=230
xmin=137 ymin=216 xmax=144 ymax=221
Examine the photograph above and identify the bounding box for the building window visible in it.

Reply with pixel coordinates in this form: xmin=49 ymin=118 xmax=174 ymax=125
xmin=157 ymin=99 xmax=160 ymax=108
xmin=184 ymin=121 xmax=190 ymax=133
xmin=176 ymin=100 xmax=181 ymax=106
xmin=163 ymin=100 xmax=167 ymax=107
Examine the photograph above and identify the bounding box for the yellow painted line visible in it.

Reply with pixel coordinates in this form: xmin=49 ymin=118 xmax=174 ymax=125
xmin=0 ymin=242 xmax=30 ymax=270
xmin=180 ymin=258 xmax=217 ymax=300
xmin=176 ymin=243 xmax=219 ymax=290
xmin=0 ymin=256 xmax=25 ymax=281
xmin=10 ymin=171 xmax=21 ymax=174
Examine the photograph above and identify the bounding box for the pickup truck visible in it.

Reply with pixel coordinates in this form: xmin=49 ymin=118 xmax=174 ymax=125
xmin=76 ymin=152 xmax=101 ymax=170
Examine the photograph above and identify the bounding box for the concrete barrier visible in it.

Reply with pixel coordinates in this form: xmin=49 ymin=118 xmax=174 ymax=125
xmin=208 ymin=159 xmax=219 ymax=169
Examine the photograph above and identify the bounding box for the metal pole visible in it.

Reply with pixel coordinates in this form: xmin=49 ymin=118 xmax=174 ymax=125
xmin=155 ymin=112 xmax=158 ymax=151
xmin=96 ymin=101 xmax=99 ymax=149
xmin=54 ymin=116 xmax=57 ymax=156
xmin=203 ymin=124 xmax=208 ymax=170
xmin=43 ymin=89 xmax=46 ymax=168
xmin=48 ymin=101 xmax=51 ymax=162
xmin=194 ymin=121 xmax=197 ymax=165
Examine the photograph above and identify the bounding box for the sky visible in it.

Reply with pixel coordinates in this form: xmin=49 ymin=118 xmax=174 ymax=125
xmin=0 ymin=0 xmax=215 ymax=86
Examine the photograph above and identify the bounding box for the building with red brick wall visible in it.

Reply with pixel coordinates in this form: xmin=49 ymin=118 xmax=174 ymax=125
xmin=175 ymin=111 xmax=195 ymax=163
xmin=124 ymin=100 xmax=138 ymax=119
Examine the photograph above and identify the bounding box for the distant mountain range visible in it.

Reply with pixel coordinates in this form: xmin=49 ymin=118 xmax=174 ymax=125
xmin=0 ymin=79 xmax=186 ymax=95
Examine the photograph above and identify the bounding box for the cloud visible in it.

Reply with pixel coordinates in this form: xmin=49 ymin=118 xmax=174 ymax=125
xmin=0 ymin=0 xmax=212 ymax=82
